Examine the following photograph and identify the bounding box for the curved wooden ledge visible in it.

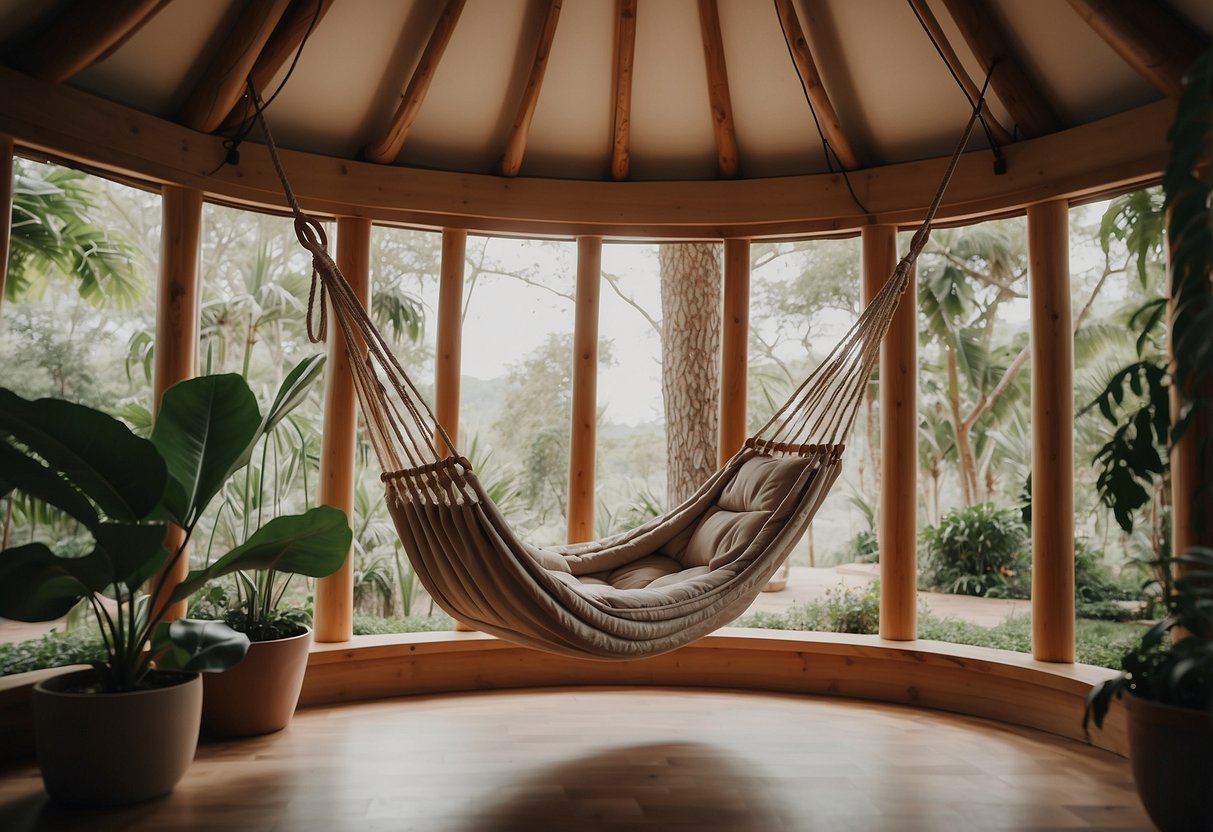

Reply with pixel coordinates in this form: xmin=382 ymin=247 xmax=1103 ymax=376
xmin=0 ymin=65 xmax=1169 ymax=239
xmin=301 ymin=628 xmax=1129 ymax=756
xmin=0 ymin=632 xmax=1126 ymax=766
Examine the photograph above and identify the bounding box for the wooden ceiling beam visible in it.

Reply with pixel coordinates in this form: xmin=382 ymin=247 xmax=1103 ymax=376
xmin=772 ymin=0 xmax=860 ymax=170
xmin=609 ymin=0 xmax=638 ymax=181
xmin=905 ymin=0 xmax=1013 ymax=146
xmin=500 ymin=0 xmax=563 ymax=178
xmin=939 ymin=0 xmax=1062 ymax=138
xmin=177 ymin=0 xmax=294 ymax=134
xmin=0 ymin=66 xmax=1171 ymax=239
xmin=364 ymin=0 xmax=466 ymax=164
xmin=1064 ymin=0 xmax=1207 ymax=99
xmin=697 ymin=0 xmax=740 ymax=178
xmin=219 ymin=0 xmax=336 ymax=134
xmin=5 ymin=0 xmax=168 ymax=83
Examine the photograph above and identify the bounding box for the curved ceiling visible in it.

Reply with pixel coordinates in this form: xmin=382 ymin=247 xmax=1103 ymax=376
xmin=0 ymin=0 xmax=1209 ymax=188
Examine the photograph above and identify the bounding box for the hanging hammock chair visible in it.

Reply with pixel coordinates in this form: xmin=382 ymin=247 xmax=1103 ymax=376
xmin=256 ymin=91 xmax=986 ymax=660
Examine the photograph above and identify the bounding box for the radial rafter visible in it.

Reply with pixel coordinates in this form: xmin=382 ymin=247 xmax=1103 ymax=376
xmin=177 ymin=0 xmax=294 ymax=134
xmin=772 ymin=0 xmax=860 ymax=170
xmin=500 ymin=0 xmax=563 ymax=178
xmin=1064 ymin=0 xmax=1207 ymax=99
xmin=364 ymin=0 xmax=467 ymax=164
xmin=610 ymin=0 xmax=638 ymax=181
xmin=939 ymin=0 xmax=1061 ymax=138
xmin=697 ymin=0 xmax=740 ymax=178
xmin=5 ymin=0 xmax=168 ymax=83
xmin=219 ymin=0 xmax=336 ymax=133
xmin=905 ymin=0 xmax=1013 ymax=145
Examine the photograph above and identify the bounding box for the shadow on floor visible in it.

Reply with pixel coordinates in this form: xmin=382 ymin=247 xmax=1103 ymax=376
xmin=461 ymin=742 xmax=791 ymax=832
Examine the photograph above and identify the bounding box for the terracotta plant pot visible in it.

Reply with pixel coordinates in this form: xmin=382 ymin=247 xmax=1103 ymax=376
xmin=33 ymin=668 xmax=202 ymax=806
xmin=1125 ymin=693 xmax=1213 ymax=832
xmin=202 ymin=626 xmax=312 ymax=737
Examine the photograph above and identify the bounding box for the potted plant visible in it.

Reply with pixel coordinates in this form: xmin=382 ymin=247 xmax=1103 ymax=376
xmin=0 ymin=368 xmax=351 ymax=806
xmin=184 ymin=356 xmax=349 ymax=737
xmin=1084 ymin=548 xmax=1213 ymax=832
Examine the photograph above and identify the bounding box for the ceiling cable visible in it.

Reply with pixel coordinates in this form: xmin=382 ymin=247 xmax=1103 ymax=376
xmin=772 ymin=0 xmax=870 ymax=215
xmin=905 ymin=0 xmax=1007 ymax=175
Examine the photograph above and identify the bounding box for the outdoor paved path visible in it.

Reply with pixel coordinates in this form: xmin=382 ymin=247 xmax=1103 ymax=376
xmin=744 ymin=563 xmax=1032 ymax=627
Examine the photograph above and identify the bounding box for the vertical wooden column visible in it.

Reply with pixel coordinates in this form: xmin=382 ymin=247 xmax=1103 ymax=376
xmin=567 ymin=237 xmax=602 ymax=544
xmin=150 ymin=186 xmax=203 ymax=622
xmin=1168 ymin=254 xmax=1213 ymax=562
xmin=1028 ymin=200 xmax=1075 ymax=663
xmin=435 ymin=229 xmax=467 ymax=456
xmin=863 ymin=225 xmax=917 ymax=641
xmin=0 ymin=136 xmax=12 ymax=314
xmin=719 ymin=239 xmax=750 ymax=464
xmin=314 ymin=217 xmax=372 ymax=643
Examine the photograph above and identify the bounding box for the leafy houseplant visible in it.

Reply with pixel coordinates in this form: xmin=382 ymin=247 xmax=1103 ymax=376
xmin=1083 ymin=549 xmax=1213 ymax=832
xmin=0 ymin=369 xmax=351 ymax=803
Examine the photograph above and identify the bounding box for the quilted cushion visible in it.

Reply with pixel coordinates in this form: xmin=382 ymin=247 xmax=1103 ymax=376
xmin=718 ymin=456 xmax=810 ymax=513
xmin=606 ymin=554 xmax=683 ymax=590
xmin=683 ymin=507 xmax=771 ymax=570
xmin=647 ymin=565 xmax=711 ymax=589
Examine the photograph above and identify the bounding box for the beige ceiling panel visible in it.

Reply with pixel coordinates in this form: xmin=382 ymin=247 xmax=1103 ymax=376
xmin=522 ymin=0 xmax=615 ymax=179
xmin=989 ymin=0 xmax=1157 ymax=127
xmin=813 ymin=0 xmax=978 ymax=166
xmin=628 ymin=0 xmax=718 ymax=181
xmin=716 ymin=0 xmax=825 ymax=178
xmin=69 ymin=0 xmax=241 ymax=117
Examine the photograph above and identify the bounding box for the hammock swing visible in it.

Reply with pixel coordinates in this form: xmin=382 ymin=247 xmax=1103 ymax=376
xmin=254 ymin=80 xmax=990 ymax=660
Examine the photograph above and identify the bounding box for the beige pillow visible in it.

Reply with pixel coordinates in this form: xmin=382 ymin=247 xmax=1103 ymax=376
xmin=718 ymin=456 xmax=810 ymax=513
xmin=684 ymin=508 xmax=772 ymax=570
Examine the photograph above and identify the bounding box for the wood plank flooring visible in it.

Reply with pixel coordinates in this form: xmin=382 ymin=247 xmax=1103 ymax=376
xmin=0 ymin=687 xmax=1150 ymax=831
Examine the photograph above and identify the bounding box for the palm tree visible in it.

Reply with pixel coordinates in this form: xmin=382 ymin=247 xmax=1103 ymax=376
xmin=6 ymin=159 xmax=140 ymax=310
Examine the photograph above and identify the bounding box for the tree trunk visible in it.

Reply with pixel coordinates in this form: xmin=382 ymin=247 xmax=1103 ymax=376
xmin=660 ymin=242 xmax=722 ymax=506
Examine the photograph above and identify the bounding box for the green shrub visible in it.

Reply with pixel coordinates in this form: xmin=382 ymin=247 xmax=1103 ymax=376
xmin=844 ymin=529 xmax=879 ymax=564
xmin=1074 ymin=541 xmax=1140 ymax=603
xmin=736 ymin=601 xmax=1143 ymax=670
xmin=735 ymin=582 xmax=879 ymax=635
xmin=352 ymin=613 xmax=455 ymax=635
xmin=0 ymin=630 xmax=107 ymax=677
xmin=919 ymin=503 xmax=1030 ymax=598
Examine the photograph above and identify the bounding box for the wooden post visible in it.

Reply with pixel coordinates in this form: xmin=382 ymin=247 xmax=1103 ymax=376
xmin=314 ymin=217 xmax=371 ymax=643
xmin=1169 ymin=256 xmax=1213 ymax=560
xmin=1028 ymin=200 xmax=1075 ymax=663
xmin=719 ymin=238 xmax=749 ymax=465
xmin=567 ymin=237 xmax=601 ymax=544
xmin=435 ymin=229 xmax=466 ymax=456
xmin=150 ymin=186 xmax=203 ymax=622
xmin=0 ymin=135 xmax=12 ymax=315
xmin=864 ymin=225 xmax=917 ymax=641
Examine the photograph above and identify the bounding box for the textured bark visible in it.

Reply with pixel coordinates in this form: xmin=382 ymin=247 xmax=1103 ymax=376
xmin=660 ymin=242 xmax=722 ymax=506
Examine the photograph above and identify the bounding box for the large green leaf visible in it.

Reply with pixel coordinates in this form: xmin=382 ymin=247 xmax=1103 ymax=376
xmin=0 ymin=543 xmax=110 ymax=621
xmin=153 ymin=619 xmax=250 ymax=673
xmin=225 ymin=354 xmax=326 ymax=479
xmin=171 ymin=505 xmax=351 ymax=602
xmin=0 ymin=387 xmax=166 ymax=522
xmin=151 ymin=374 xmax=260 ymax=527
xmin=0 ymin=438 xmax=99 ymax=528
xmin=91 ymin=521 xmax=170 ymax=589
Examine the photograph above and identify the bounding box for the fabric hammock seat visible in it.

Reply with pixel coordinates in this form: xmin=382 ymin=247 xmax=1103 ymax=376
xmin=261 ymin=92 xmax=984 ymax=661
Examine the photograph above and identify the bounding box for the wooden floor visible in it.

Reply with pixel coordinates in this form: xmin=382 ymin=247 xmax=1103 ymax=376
xmin=0 ymin=687 xmax=1149 ymax=831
